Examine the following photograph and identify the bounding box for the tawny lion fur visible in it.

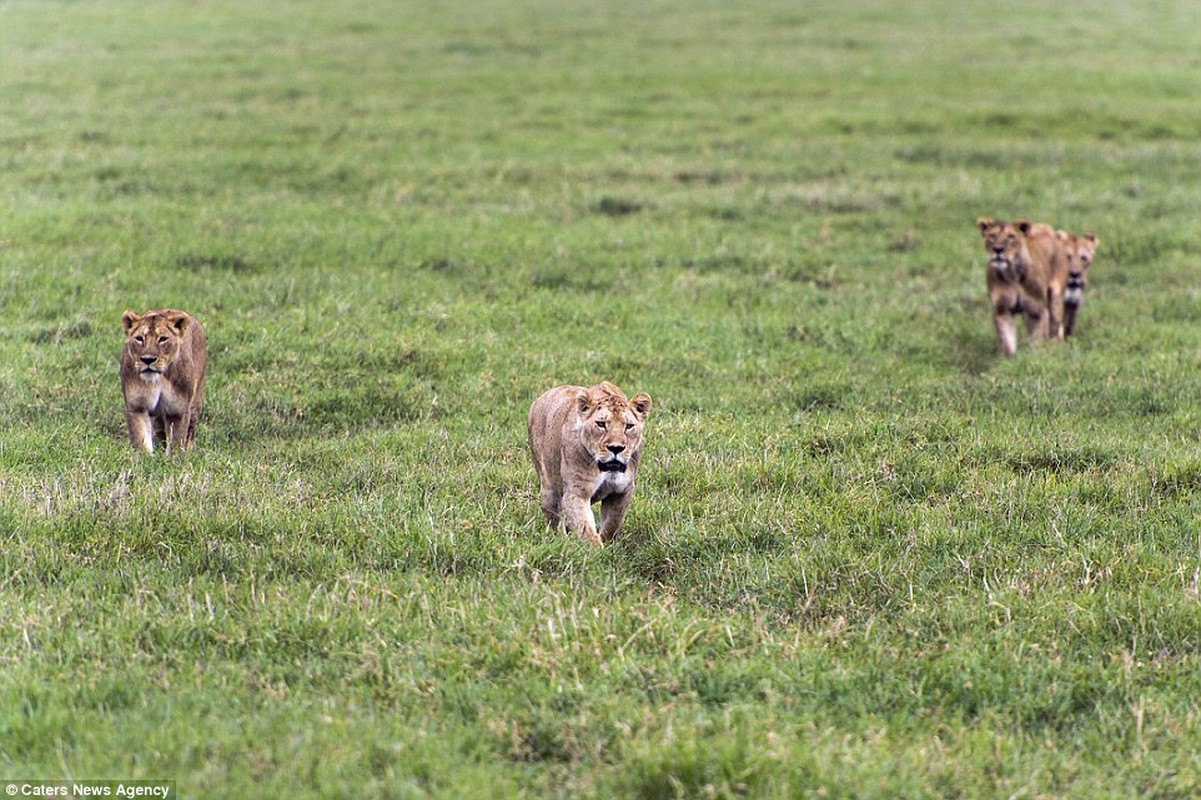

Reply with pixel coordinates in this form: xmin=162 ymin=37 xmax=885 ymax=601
xmin=120 ymin=308 xmax=207 ymax=453
xmin=1058 ymin=230 xmax=1099 ymax=337
xmin=527 ymin=381 xmax=651 ymax=545
xmin=977 ymin=217 xmax=1069 ymax=356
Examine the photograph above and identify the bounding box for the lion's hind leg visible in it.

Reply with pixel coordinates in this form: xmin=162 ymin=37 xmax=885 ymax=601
xmin=539 ymin=486 xmax=563 ymax=529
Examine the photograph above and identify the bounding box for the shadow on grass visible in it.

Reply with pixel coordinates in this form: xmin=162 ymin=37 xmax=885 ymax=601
xmin=949 ymin=323 xmax=1000 ymax=377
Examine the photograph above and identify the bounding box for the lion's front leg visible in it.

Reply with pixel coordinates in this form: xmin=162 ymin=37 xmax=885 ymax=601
xmin=561 ymin=494 xmax=602 ymax=546
xmin=993 ymin=311 xmax=1017 ymax=357
xmin=598 ymin=491 xmax=632 ymax=543
xmin=163 ymin=410 xmax=191 ymax=453
xmin=1063 ymin=301 xmax=1080 ymax=337
xmin=126 ymin=409 xmax=155 ymax=453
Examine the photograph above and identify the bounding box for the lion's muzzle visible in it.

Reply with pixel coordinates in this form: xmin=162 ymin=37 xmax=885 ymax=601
xmin=1065 ymin=272 xmax=1086 ymax=307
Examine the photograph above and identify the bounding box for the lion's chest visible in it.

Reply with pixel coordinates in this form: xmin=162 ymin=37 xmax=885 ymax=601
xmin=990 ymin=258 xmax=1023 ymax=284
xmin=126 ymin=373 xmax=186 ymax=416
xmin=590 ymin=470 xmax=633 ymax=503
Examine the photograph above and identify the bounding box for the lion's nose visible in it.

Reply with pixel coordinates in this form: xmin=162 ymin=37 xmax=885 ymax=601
xmin=607 ymin=444 xmax=625 ymax=455
xmin=992 ymin=246 xmax=1004 ymax=254
xmin=140 ymin=355 xmax=157 ymax=365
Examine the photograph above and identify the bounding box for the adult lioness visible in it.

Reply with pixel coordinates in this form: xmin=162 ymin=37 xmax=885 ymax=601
xmin=977 ymin=217 xmax=1069 ymax=355
xmin=1060 ymin=231 xmax=1099 ymax=336
xmin=120 ymin=308 xmax=207 ymax=453
xmin=527 ymin=381 xmax=651 ymax=545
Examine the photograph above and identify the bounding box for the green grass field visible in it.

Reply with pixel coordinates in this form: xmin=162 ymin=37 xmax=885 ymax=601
xmin=3 ymin=0 xmax=1201 ymax=796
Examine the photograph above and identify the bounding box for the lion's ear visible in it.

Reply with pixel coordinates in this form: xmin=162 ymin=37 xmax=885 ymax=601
xmin=122 ymin=310 xmax=142 ymax=333
xmin=576 ymin=389 xmax=592 ymax=415
xmin=164 ymin=311 xmax=192 ymax=334
xmin=1056 ymin=229 xmax=1070 ymax=242
xmin=976 ymin=217 xmax=994 ymax=232
xmin=1016 ymin=218 xmax=1033 ymax=235
xmin=630 ymin=393 xmax=652 ymax=419
xmin=1084 ymin=233 xmax=1097 ymax=245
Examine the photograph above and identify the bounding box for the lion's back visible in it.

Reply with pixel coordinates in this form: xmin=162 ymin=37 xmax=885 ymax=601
xmin=527 ymin=385 xmax=580 ymax=468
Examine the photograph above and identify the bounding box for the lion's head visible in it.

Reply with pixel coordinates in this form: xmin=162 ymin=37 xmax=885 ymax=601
xmin=122 ymin=309 xmax=193 ymax=379
xmin=1063 ymin=232 xmax=1098 ymax=306
xmin=977 ymin=217 xmax=1031 ymax=280
xmin=1065 ymin=232 xmax=1097 ymax=280
xmin=575 ymin=381 xmax=651 ymax=473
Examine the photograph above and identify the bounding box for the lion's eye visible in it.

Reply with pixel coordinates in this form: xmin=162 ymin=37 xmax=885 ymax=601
xmin=625 ymin=423 xmax=634 ymax=432
xmin=595 ymin=420 xmax=607 ymax=430
xmin=134 ymin=336 xmax=144 ymax=344
xmin=158 ymin=336 xmax=170 ymax=345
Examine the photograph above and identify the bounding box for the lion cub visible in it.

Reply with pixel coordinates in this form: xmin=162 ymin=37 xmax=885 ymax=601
xmin=527 ymin=382 xmax=652 ymax=545
xmin=120 ymin=308 xmax=207 ymax=453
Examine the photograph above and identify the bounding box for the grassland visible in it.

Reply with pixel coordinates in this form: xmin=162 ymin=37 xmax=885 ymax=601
xmin=2 ymin=0 xmax=1201 ymax=796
